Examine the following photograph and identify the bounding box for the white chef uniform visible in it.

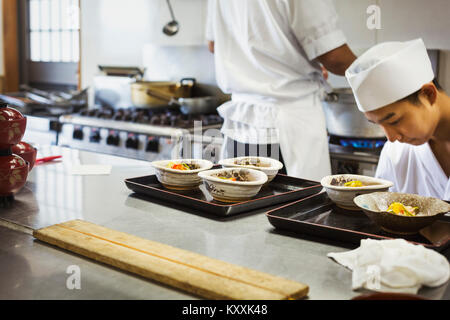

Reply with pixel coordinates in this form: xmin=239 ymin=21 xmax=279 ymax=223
xmin=376 ymin=142 xmax=450 ymax=201
xmin=346 ymin=38 xmax=450 ymax=200
xmin=206 ymin=0 xmax=347 ymax=181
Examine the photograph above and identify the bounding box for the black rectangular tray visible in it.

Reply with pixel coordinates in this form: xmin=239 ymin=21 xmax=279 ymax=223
xmin=266 ymin=192 xmax=450 ymax=251
xmin=125 ymin=173 xmax=322 ymax=216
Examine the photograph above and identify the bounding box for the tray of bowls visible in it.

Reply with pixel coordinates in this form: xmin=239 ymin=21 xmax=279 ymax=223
xmin=266 ymin=174 xmax=450 ymax=251
xmin=124 ymin=157 xmax=323 ymax=216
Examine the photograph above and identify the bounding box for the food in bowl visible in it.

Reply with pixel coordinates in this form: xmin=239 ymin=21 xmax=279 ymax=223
xmin=321 ymin=174 xmax=394 ymax=211
xmin=166 ymin=161 xmax=200 ymax=171
xmin=354 ymin=192 xmax=450 ymax=235
xmin=330 ymin=176 xmax=381 ymax=187
xmin=387 ymin=202 xmax=419 ymax=217
xmin=216 ymin=170 xmax=251 ymax=182
xmin=344 ymin=180 xmax=365 ymax=187
xmin=219 ymin=157 xmax=283 ymax=183
xmin=234 ymin=157 xmax=271 ymax=168
xmin=151 ymin=159 xmax=213 ymax=190
xmin=198 ymin=168 xmax=268 ymax=203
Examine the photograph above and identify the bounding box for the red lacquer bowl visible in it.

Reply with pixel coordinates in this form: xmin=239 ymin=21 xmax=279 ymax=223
xmin=0 ymin=103 xmax=27 ymax=149
xmin=12 ymin=142 xmax=37 ymax=170
xmin=0 ymin=151 xmax=29 ymax=197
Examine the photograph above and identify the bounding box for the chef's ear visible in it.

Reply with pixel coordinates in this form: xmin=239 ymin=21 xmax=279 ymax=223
xmin=418 ymin=82 xmax=438 ymax=106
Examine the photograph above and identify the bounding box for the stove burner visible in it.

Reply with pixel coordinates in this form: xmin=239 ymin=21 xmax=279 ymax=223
xmin=339 ymin=139 xmax=386 ymax=149
xmin=78 ymin=107 xmax=223 ymax=128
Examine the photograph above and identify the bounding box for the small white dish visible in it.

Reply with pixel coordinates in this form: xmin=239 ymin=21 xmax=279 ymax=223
xmin=219 ymin=156 xmax=284 ymax=183
xmin=198 ymin=168 xmax=268 ymax=203
xmin=151 ymin=159 xmax=214 ymax=190
xmin=320 ymin=174 xmax=394 ymax=211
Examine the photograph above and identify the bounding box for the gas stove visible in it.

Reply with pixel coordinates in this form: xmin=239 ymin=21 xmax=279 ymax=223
xmin=58 ymin=107 xmax=224 ymax=162
xmin=328 ymin=135 xmax=386 ymax=176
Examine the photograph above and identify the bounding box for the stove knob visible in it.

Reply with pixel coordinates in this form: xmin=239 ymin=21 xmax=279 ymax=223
xmin=146 ymin=137 xmax=160 ymax=153
xmin=106 ymin=134 xmax=120 ymax=146
xmin=125 ymin=136 xmax=139 ymax=150
xmin=89 ymin=130 xmax=101 ymax=143
xmin=73 ymin=128 xmax=84 ymax=140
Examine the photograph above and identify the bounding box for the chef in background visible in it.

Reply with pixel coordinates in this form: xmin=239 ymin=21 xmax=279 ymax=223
xmin=346 ymin=38 xmax=450 ymax=200
xmin=206 ymin=0 xmax=357 ymax=180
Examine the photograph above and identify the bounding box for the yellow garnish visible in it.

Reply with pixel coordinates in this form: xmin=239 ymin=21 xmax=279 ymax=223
xmin=387 ymin=202 xmax=418 ymax=217
xmin=344 ymin=180 xmax=364 ymax=187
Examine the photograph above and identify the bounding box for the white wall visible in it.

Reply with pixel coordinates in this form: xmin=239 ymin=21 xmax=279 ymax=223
xmin=80 ymin=0 xmax=209 ymax=94
xmin=80 ymin=0 xmax=450 ymax=94
xmin=330 ymin=0 xmax=450 ymax=91
xmin=335 ymin=0 xmax=450 ymax=50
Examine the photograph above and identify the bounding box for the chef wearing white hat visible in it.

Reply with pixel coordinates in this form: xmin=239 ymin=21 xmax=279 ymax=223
xmin=346 ymin=38 xmax=450 ymax=200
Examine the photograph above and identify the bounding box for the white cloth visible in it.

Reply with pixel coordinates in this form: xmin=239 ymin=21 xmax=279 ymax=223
xmin=375 ymin=141 xmax=450 ymax=201
xmin=345 ymin=38 xmax=435 ymax=112
xmin=328 ymin=239 xmax=450 ymax=294
xmin=206 ymin=0 xmax=345 ymax=179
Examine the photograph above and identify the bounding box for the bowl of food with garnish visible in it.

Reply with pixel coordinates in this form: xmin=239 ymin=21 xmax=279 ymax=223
xmin=354 ymin=192 xmax=450 ymax=235
xmin=219 ymin=156 xmax=284 ymax=183
xmin=198 ymin=168 xmax=268 ymax=203
xmin=151 ymin=159 xmax=214 ymax=190
xmin=320 ymin=174 xmax=394 ymax=210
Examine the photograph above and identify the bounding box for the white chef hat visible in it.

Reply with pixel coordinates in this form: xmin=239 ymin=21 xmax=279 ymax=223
xmin=345 ymin=38 xmax=435 ymax=112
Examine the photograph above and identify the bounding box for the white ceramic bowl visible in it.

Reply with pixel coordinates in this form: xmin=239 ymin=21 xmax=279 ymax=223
xmin=218 ymin=157 xmax=284 ymax=183
xmin=320 ymin=174 xmax=394 ymax=211
xmin=151 ymin=159 xmax=214 ymax=190
xmin=198 ymin=168 xmax=268 ymax=203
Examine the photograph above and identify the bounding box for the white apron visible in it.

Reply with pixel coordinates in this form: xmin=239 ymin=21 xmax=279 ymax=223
xmin=219 ymin=91 xmax=331 ymax=181
xmin=276 ymin=92 xmax=331 ymax=181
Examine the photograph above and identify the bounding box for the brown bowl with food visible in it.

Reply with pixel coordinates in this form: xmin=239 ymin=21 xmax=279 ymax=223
xmin=354 ymin=192 xmax=450 ymax=235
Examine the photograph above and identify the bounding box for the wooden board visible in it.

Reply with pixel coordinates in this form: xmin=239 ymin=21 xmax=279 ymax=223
xmin=33 ymin=220 xmax=309 ymax=300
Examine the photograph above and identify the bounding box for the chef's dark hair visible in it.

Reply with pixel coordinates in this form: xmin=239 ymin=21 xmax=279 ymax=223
xmin=402 ymin=79 xmax=442 ymax=104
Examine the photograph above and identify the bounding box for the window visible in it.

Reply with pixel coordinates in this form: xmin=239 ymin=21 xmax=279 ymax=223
xmin=28 ymin=0 xmax=80 ymax=63
xmin=19 ymin=0 xmax=80 ymax=89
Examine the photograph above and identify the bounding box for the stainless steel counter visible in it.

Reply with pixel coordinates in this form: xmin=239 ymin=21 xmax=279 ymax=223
xmin=0 ymin=146 xmax=449 ymax=300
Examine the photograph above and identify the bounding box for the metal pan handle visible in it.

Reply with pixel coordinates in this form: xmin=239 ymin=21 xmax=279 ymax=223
xmin=179 ymin=78 xmax=196 ymax=87
xmin=146 ymin=88 xmax=181 ymax=106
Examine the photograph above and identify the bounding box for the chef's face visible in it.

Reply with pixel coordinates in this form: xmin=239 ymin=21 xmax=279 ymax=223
xmin=364 ymin=88 xmax=439 ymax=146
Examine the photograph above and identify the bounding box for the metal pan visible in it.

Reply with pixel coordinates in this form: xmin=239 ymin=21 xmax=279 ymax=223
xmin=146 ymin=88 xmax=219 ymax=115
xmin=131 ymin=78 xmax=196 ymax=109
xmin=322 ymin=88 xmax=386 ymax=138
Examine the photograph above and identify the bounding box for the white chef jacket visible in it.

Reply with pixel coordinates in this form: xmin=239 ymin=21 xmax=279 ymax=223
xmin=376 ymin=141 xmax=450 ymax=201
xmin=206 ymin=0 xmax=347 ymax=180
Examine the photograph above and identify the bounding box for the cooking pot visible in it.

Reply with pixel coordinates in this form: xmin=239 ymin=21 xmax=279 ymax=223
xmin=147 ymin=88 xmax=219 ymax=115
xmin=131 ymin=78 xmax=195 ymax=108
xmin=322 ymin=88 xmax=386 ymax=138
